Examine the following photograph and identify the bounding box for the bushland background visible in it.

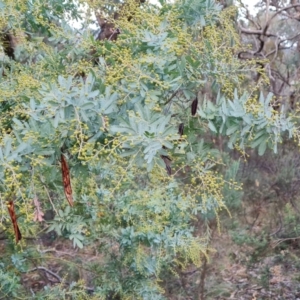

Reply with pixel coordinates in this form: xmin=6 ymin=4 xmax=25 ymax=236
xmin=1 ymin=0 xmax=300 ymax=299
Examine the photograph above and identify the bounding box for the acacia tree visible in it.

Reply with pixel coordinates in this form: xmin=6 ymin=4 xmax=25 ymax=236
xmin=0 ymin=0 xmax=297 ymax=298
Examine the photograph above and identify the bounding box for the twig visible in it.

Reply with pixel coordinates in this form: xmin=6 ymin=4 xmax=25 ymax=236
xmin=38 ymin=247 xmax=76 ymax=257
xmin=181 ymin=268 xmax=200 ymax=276
xmin=43 ymin=185 xmax=58 ymax=215
xmin=272 ymin=236 xmax=300 ymax=248
xmin=28 ymin=266 xmax=62 ymax=282
xmin=198 ymin=256 xmax=208 ymax=300
xmin=163 ymin=89 xmax=180 ymax=115
xmin=270 ymin=219 xmax=282 ymax=237
xmin=26 ymin=266 xmax=95 ymax=292
xmin=239 ymin=3 xmax=300 ymax=60
xmin=0 ymin=194 xmax=5 ymax=223
xmin=266 ymin=0 xmax=270 ymax=24
xmin=164 ymin=90 xmax=180 ymax=106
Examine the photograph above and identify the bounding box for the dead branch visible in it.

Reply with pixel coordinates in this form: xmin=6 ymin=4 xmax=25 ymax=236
xmin=27 ymin=266 xmax=95 ymax=292
xmin=272 ymin=236 xmax=300 ymax=248
xmin=28 ymin=266 xmax=62 ymax=282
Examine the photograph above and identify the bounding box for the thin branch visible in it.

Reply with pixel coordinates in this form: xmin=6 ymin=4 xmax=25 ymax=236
xmin=28 ymin=266 xmax=62 ymax=282
xmin=244 ymin=4 xmax=261 ymax=29
xmin=239 ymin=3 xmax=300 ymax=58
xmin=272 ymin=236 xmax=300 ymax=248
xmin=269 ymin=36 xmax=279 ymax=64
xmin=181 ymin=268 xmax=200 ymax=276
xmin=266 ymin=4 xmax=300 ymax=28
xmin=38 ymin=247 xmax=76 ymax=257
xmin=163 ymin=89 xmax=181 ymax=115
xmin=238 ymin=26 xmax=277 ymax=38
xmin=266 ymin=0 xmax=270 ymax=22
xmin=164 ymin=89 xmax=180 ymax=106
xmin=43 ymin=184 xmax=58 ymax=215
xmin=27 ymin=266 xmax=95 ymax=292
xmin=198 ymin=256 xmax=208 ymax=300
xmin=266 ymin=32 xmax=300 ymax=58
xmin=270 ymin=211 xmax=283 ymax=237
xmin=269 ymin=69 xmax=291 ymax=87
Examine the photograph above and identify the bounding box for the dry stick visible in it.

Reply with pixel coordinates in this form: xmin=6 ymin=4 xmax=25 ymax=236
xmin=270 ymin=209 xmax=282 ymax=237
xmin=266 ymin=0 xmax=270 ymax=24
xmin=272 ymin=236 xmax=300 ymax=248
xmin=266 ymin=32 xmax=300 ymax=58
xmin=43 ymin=184 xmax=58 ymax=215
xmin=0 ymin=195 xmax=4 ymax=222
xmin=108 ymin=29 xmax=120 ymax=41
xmin=239 ymin=3 xmax=300 ymax=60
xmin=243 ymin=3 xmax=261 ymax=30
xmin=198 ymin=222 xmax=216 ymax=300
xmin=269 ymin=69 xmax=291 ymax=87
xmin=198 ymin=256 xmax=208 ymax=300
xmin=238 ymin=27 xmax=277 ymax=38
xmin=38 ymin=247 xmax=76 ymax=257
xmin=28 ymin=266 xmax=62 ymax=282
xmin=240 ymin=4 xmax=300 ymax=38
xmin=27 ymin=266 xmax=95 ymax=292
xmin=265 ymin=4 xmax=300 ymax=30
xmin=163 ymin=89 xmax=180 ymax=115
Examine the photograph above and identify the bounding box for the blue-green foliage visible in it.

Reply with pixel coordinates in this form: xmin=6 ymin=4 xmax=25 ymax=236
xmin=0 ymin=0 xmax=295 ymax=299
xmin=0 ymin=263 xmax=24 ymax=298
xmin=199 ymin=90 xmax=294 ymax=155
